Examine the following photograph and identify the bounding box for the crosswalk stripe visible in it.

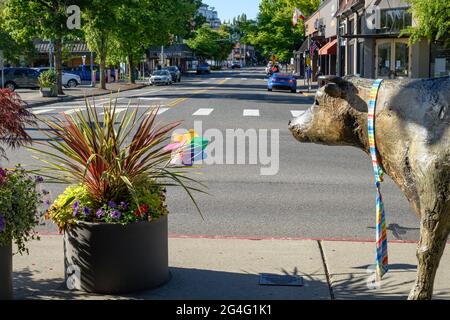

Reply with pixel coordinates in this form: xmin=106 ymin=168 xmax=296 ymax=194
xmin=64 ymin=109 xmax=84 ymax=115
xmin=147 ymin=108 xmax=169 ymax=115
xmin=193 ymin=108 xmax=214 ymax=116
xmin=243 ymin=109 xmax=259 ymax=117
xmin=99 ymin=108 xmax=127 ymax=116
xmin=291 ymin=110 xmax=306 ymax=118
xmin=32 ymin=108 xmax=55 ymax=115
xmin=138 ymin=97 xmax=168 ymax=101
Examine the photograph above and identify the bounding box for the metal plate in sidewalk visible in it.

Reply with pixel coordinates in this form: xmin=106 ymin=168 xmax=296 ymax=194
xmin=259 ymin=274 xmax=304 ymax=287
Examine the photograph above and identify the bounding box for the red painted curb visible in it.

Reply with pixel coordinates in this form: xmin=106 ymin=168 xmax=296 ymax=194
xmin=36 ymin=231 xmax=424 ymax=244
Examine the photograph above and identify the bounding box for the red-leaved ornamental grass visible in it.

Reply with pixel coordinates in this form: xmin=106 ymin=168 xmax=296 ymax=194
xmin=0 ymin=89 xmax=36 ymax=159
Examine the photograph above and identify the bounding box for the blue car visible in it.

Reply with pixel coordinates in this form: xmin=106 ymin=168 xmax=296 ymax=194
xmin=64 ymin=65 xmax=116 ymax=82
xmin=268 ymin=73 xmax=297 ymax=93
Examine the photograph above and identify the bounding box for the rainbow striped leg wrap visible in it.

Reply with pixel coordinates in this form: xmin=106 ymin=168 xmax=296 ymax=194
xmin=368 ymin=79 xmax=388 ymax=281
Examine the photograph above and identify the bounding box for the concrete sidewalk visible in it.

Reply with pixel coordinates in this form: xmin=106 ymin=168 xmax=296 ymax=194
xmin=12 ymin=236 xmax=450 ymax=300
xmin=17 ymin=82 xmax=148 ymax=108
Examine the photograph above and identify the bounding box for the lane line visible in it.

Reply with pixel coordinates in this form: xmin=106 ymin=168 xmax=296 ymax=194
xmin=147 ymin=107 xmax=169 ymax=115
xmin=193 ymin=108 xmax=214 ymax=116
xmin=243 ymin=109 xmax=260 ymax=117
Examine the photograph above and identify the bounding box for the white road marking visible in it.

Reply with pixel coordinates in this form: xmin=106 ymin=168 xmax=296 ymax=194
xmin=32 ymin=109 xmax=55 ymax=115
xmin=99 ymin=108 xmax=127 ymax=116
xmin=64 ymin=109 xmax=83 ymax=115
xmin=147 ymin=108 xmax=169 ymax=115
xmin=243 ymin=109 xmax=260 ymax=117
xmin=291 ymin=110 xmax=306 ymax=118
xmin=138 ymin=97 xmax=168 ymax=101
xmin=193 ymin=108 xmax=214 ymax=116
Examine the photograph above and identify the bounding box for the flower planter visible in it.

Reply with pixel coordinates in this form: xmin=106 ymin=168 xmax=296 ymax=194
xmin=64 ymin=215 xmax=169 ymax=294
xmin=39 ymin=86 xmax=58 ymax=97
xmin=0 ymin=243 xmax=13 ymax=300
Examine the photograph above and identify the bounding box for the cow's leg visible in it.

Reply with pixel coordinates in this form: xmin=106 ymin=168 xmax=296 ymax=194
xmin=408 ymin=210 xmax=450 ymax=300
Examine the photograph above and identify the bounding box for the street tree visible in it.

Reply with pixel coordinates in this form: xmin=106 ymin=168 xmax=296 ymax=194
xmin=82 ymin=0 xmax=121 ymax=90
xmin=186 ymin=24 xmax=234 ymax=65
xmin=245 ymin=0 xmax=320 ymax=63
xmin=109 ymin=0 xmax=200 ymax=84
xmin=1 ymin=0 xmax=83 ymax=94
xmin=402 ymin=0 xmax=450 ymax=48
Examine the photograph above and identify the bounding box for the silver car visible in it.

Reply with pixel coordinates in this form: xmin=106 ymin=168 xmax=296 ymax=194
xmin=149 ymin=70 xmax=172 ymax=85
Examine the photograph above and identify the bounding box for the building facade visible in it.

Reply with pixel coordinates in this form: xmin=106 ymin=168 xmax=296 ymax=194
xmin=336 ymin=0 xmax=450 ymax=79
xmin=198 ymin=4 xmax=222 ymax=29
xmin=294 ymin=0 xmax=338 ymax=81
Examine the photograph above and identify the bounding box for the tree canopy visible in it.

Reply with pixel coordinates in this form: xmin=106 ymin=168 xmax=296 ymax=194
xmin=403 ymin=0 xmax=450 ymax=48
xmin=244 ymin=0 xmax=320 ymax=62
xmin=185 ymin=24 xmax=234 ymax=63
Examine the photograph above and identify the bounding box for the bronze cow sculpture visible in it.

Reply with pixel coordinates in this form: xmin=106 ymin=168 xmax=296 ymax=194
xmin=289 ymin=75 xmax=450 ymax=300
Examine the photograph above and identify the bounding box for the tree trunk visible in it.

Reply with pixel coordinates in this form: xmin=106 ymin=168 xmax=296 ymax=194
xmin=128 ymin=55 xmax=135 ymax=84
xmin=100 ymin=55 xmax=106 ymax=90
xmin=54 ymin=38 xmax=63 ymax=95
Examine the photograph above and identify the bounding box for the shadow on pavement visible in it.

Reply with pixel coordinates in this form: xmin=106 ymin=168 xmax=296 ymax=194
xmin=13 ymin=267 xmax=330 ymax=300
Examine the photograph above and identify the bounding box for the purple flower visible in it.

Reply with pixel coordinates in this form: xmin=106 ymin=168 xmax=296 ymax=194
xmin=72 ymin=201 xmax=80 ymax=217
xmin=107 ymin=201 xmax=117 ymax=209
xmin=35 ymin=176 xmax=44 ymax=183
xmin=96 ymin=208 xmax=105 ymax=218
xmin=0 ymin=214 xmax=5 ymax=233
xmin=83 ymin=207 xmax=91 ymax=216
xmin=110 ymin=210 xmax=121 ymax=219
xmin=0 ymin=168 xmax=7 ymax=184
xmin=42 ymin=189 xmax=50 ymax=195
xmin=119 ymin=202 xmax=128 ymax=210
xmin=45 ymin=199 xmax=52 ymax=206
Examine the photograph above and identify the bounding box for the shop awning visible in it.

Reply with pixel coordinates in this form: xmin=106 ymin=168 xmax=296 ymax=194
xmin=318 ymin=39 xmax=337 ymax=55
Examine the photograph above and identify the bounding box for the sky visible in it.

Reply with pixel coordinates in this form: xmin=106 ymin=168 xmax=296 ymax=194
xmin=203 ymin=0 xmax=261 ymax=22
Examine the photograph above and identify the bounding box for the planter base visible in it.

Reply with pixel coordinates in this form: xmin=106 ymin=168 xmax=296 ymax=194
xmin=64 ymin=215 xmax=169 ymax=294
xmin=0 ymin=243 xmax=13 ymax=300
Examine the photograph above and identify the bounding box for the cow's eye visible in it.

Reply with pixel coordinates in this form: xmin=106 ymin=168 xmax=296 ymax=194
xmin=315 ymin=99 xmax=320 ymax=106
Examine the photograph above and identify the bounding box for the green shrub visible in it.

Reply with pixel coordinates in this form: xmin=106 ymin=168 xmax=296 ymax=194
xmin=38 ymin=70 xmax=56 ymax=88
xmin=0 ymin=165 xmax=44 ymax=254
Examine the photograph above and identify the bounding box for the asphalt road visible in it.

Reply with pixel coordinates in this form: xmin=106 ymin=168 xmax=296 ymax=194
xmin=3 ymin=68 xmax=421 ymax=241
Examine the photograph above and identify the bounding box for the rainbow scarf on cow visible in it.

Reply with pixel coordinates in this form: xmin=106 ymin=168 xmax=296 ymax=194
xmin=368 ymin=79 xmax=388 ymax=281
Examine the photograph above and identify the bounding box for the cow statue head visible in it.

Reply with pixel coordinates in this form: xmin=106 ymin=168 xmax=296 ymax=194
xmin=289 ymin=76 xmax=371 ymax=150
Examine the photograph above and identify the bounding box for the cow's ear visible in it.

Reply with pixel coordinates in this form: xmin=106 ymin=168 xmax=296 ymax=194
xmin=324 ymin=83 xmax=343 ymax=98
xmin=320 ymin=75 xmax=345 ymax=85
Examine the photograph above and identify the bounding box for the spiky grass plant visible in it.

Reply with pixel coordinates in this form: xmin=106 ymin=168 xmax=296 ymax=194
xmin=30 ymin=96 xmax=205 ymax=223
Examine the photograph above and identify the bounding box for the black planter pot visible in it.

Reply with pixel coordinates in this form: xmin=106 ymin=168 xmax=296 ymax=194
xmin=0 ymin=243 xmax=13 ymax=300
xmin=64 ymin=215 xmax=169 ymax=294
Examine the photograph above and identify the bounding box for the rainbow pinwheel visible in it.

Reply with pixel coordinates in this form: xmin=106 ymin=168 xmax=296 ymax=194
xmin=164 ymin=129 xmax=208 ymax=166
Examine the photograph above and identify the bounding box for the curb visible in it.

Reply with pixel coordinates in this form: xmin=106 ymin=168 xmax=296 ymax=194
xmin=25 ymin=83 xmax=148 ymax=108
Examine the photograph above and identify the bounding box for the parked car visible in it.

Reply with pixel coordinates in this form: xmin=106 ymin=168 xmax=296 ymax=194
xmin=64 ymin=65 xmax=116 ymax=82
xmin=163 ymin=66 xmax=181 ymax=82
xmin=149 ymin=70 xmax=172 ymax=85
xmin=34 ymin=67 xmax=81 ymax=88
xmin=267 ymin=73 xmax=297 ymax=93
xmin=196 ymin=63 xmax=211 ymax=74
xmin=231 ymin=62 xmax=241 ymax=69
xmin=0 ymin=67 xmax=40 ymax=91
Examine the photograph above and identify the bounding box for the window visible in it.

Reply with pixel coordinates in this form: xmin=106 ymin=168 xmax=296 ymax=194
xmin=348 ymin=43 xmax=354 ymax=75
xmin=377 ymin=8 xmax=412 ymax=34
xmin=14 ymin=69 xmax=26 ymax=76
xmin=430 ymin=42 xmax=450 ymax=77
xmin=348 ymin=19 xmax=354 ymax=35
